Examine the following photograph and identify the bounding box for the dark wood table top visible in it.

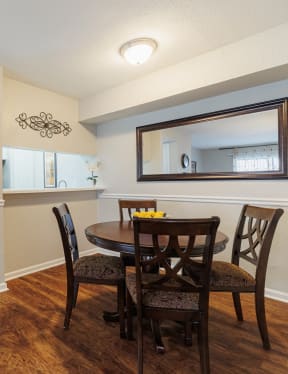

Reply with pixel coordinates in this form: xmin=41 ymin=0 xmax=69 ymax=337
xmin=85 ymin=221 xmax=229 ymax=257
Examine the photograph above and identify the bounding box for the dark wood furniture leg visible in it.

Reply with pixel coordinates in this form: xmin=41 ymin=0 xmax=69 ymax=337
xmin=150 ymin=320 xmax=165 ymax=354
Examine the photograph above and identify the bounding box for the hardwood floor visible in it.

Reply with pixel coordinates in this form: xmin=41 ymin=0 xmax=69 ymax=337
xmin=0 ymin=265 xmax=287 ymax=373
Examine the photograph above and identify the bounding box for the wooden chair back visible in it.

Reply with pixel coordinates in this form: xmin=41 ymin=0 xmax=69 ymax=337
xmin=53 ymin=203 xmax=79 ymax=282
xmin=133 ymin=217 xmax=220 ymax=311
xmin=118 ymin=199 xmax=157 ymax=221
xmin=232 ymin=204 xmax=283 ymax=282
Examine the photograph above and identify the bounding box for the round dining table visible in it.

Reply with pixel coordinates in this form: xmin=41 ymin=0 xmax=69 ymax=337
xmin=85 ymin=220 xmax=229 ymax=256
xmin=85 ymin=220 xmax=229 ymax=352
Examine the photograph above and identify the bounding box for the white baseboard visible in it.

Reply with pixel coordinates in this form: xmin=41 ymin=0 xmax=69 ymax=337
xmin=0 ymin=282 xmax=8 ymax=293
xmin=265 ymin=288 xmax=288 ymax=303
xmin=5 ymin=258 xmax=65 ymax=282
xmin=4 ymin=247 xmax=99 ymax=282
xmin=3 ymin=248 xmax=287 ymax=303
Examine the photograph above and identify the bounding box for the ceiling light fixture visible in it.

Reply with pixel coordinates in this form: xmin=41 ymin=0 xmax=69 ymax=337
xmin=120 ymin=38 xmax=157 ymax=65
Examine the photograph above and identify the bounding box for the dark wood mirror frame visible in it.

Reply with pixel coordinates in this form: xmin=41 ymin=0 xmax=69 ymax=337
xmin=136 ymin=98 xmax=288 ymax=181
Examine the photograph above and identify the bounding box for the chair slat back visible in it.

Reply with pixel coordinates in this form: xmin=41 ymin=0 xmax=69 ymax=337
xmin=133 ymin=217 xmax=220 ymax=308
xmin=118 ymin=199 xmax=157 ymax=221
xmin=53 ymin=203 xmax=79 ymax=272
xmin=232 ymin=204 xmax=283 ymax=273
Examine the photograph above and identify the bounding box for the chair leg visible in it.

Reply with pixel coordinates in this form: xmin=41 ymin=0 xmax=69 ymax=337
xmin=137 ymin=311 xmax=144 ymax=374
xmin=126 ymin=289 xmax=134 ymax=340
xmin=73 ymin=283 xmax=79 ymax=308
xmin=232 ymin=292 xmax=243 ymax=321
xmin=150 ymin=320 xmax=165 ymax=353
xmin=64 ymin=283 xmax=74 ymax=329
xmin=255 ymin=291 xmax=270 ymax=349
xmin=184 ymin=322 xmax=193 ymax=346
xmin=118 ymin=280 xmax=126 ymax=339
xmin=197 ymin=316 xmax=210 ymax=374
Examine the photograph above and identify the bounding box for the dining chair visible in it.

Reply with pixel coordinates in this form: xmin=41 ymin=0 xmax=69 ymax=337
xmin=118 ymin=199 xmax=158 ymax=267
xmin=118 ymin=199 xmax=157 ymax=222
xmin=53 ymin=203 xmax=125 ymax=338
xmin=126 ymin=216 xmax=220 ymax=374
xmin=210 ymin=204 xmax=284 ymax=349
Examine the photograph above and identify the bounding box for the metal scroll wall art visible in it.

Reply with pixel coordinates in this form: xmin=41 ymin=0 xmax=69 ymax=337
xmin=15 ymin=112 xmax=72 ymax=138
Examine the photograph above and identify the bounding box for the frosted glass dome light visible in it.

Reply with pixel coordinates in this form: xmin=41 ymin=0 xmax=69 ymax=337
xmin=120 ymin=38 xmax=157 ymax=65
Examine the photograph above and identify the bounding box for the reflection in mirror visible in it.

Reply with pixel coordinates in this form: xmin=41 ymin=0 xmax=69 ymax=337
xmin=137 ymin=98 xmax=288 ymax=180
xmin=142 ymin=110 xmax=279 ymax=174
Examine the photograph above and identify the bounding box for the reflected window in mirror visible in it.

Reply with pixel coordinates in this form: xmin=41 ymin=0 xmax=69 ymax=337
xmin=232 ymin=145 xmax=279 ymax=172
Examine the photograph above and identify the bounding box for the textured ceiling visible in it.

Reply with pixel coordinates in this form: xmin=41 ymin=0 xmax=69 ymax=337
xmin=1 ymin=0 xmax=288 ymax=99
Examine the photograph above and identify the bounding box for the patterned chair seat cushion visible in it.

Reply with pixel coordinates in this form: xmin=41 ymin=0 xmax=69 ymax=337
xmin=126 ymin=273 xmax=199 ymax=311
xmin=210 ymin=261 xmax=256 ymax=291
xmin=74 ymin=254 xmax=124 ymax=281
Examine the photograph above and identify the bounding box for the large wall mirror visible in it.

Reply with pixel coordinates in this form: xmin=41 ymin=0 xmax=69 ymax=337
xmin=136 ymin=98 xmax=288 ymax=181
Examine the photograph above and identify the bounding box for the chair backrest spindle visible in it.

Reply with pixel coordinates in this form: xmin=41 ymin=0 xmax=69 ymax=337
xmin=53 ymin=203 xmax=79 ymax=281
xmin=232 ymin=205 xmax=283 ymax=279
xmin=118 ymin=199 xmax=157 ymax=221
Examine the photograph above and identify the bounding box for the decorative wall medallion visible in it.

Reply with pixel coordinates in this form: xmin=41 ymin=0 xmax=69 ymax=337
xmin=15 ymin=112 xmax=72 ymax=138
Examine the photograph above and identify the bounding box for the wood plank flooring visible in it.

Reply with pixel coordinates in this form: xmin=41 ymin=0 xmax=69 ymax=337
xmin=0 ymin=265 xmax=287 ymax=373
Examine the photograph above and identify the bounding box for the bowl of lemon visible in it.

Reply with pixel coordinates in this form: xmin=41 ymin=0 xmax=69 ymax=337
xmin=133 ymin=211 xmax=166 ymax=219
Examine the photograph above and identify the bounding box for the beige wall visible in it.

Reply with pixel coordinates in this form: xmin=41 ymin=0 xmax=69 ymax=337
xmin=0 ymin=68 xmax=3 ymax=194
xmin=3 ymin=78 xmax=96 ymax=154
xmin=95 ymin=79 xmax=288 ymax=297
xmin=4 ymin=192 xmax=98 ymax=275
xmin=0 ymin=67 xmax=5 ymax=289
xmin=1 ymin=78 xmax=98 ymax=277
